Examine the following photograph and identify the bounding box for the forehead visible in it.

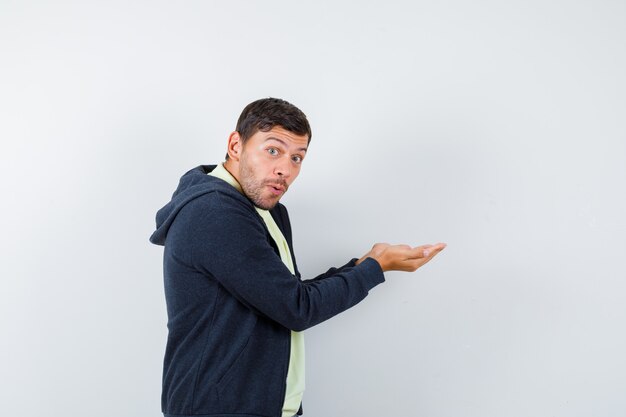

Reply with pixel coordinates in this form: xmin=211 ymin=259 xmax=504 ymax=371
xmin=252 ymin=126 xmax=309 ymax=148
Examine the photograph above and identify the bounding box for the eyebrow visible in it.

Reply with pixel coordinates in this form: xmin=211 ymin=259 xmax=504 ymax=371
xmin=264 ymin=137 xmax=308 ymax=153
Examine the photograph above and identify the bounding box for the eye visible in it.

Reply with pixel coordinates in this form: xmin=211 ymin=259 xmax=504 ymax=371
xmin=267 ymin=147 xmax=279 ymax=156
xmin=292 ymin=155 xmax=303 ymax=164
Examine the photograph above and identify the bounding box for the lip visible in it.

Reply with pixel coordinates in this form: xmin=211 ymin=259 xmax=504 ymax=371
xmin=267 ymin=184 xmax=285 ymax=196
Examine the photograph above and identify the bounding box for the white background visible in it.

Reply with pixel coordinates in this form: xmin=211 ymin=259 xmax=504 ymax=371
xmin=1 ymin=1 xmax=625 ymax=416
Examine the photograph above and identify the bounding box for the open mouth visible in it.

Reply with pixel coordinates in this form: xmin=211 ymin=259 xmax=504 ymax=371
xmin=267 ymin=184 xmax=285 ymax=195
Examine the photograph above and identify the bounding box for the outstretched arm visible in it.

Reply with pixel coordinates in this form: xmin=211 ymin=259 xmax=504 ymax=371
xmin=305 ymin=241 xmax=446 ymax=283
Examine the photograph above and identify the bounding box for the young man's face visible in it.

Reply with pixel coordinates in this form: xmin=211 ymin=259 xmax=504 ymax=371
xmin=236 ymin=125 xmax=309 ymax=210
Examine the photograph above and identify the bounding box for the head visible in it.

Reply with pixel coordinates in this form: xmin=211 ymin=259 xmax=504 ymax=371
xmin=224 ymin=98 xmax=312 ymax=210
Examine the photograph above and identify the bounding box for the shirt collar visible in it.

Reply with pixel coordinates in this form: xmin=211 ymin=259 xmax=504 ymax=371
xmin=208 ymin=162 xmax=244 ymax=194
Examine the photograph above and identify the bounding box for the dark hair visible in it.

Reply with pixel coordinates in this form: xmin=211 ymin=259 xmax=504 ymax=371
xmin=226 ymin=98 xmax=312 ymax=160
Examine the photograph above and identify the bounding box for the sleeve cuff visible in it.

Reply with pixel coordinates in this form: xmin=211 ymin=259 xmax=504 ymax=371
xmin=356 ymin=256 xmax=385 ymax=290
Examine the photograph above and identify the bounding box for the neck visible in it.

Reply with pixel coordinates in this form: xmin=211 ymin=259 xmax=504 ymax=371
xmin=223 ymin=159 xmax=241 ymax=183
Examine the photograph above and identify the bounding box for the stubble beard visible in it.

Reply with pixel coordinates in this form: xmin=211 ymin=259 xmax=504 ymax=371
xmin=239 ymin=155 xmax=283 ymax=211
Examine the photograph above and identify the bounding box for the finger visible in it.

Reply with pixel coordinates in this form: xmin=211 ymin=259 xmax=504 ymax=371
xmin=408 ymin=244 xmax=434 ymax=259
xmin=406 ymin=244 xmax=432 ymax=259
xmin=394 ymin=244 xmax=419 ymax=260
xmin=407 ymin=257 xmax=429 ymax=271
xmin=401 ymin=243 xmax=447 ymax=271
xmin=423 ymin=243 xmax=446 ymax=257
xmin=410 ymin=253 xmax=436 ymax=269
xmin=402 ymin=243 xmax=446 ymax=261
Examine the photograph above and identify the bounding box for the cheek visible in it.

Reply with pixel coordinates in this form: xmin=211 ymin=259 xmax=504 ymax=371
xmin=244 ymin=155 xmax=265 ymax=175
xmin=288 ymin=167 xmax=302 ymax=184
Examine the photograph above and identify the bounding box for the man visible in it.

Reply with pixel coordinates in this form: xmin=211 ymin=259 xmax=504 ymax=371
xmin=150 ymin=98 xmax=446 ymax=417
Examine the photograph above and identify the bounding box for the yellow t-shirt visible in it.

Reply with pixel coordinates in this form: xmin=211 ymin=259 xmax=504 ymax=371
xmin=208 ymin=163 xmax=305 ymax=417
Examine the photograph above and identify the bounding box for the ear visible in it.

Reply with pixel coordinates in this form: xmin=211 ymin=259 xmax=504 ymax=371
xmin=226 ymin=131 xmax=243 ymax=161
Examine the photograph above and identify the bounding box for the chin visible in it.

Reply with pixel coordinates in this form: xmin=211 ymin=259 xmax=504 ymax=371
xmin=253 ymin=199 xmax=278 ymax=211
xmin=263 ymin=202 xmax=279 ymax=210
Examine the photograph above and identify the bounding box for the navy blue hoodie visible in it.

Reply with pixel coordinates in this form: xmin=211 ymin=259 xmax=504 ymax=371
xmin=150 ymin=165 xmax=385 ymax=417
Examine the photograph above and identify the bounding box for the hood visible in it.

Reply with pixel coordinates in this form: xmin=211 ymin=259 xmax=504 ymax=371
xmin=149 ymin=164 xmax=248 ymax=246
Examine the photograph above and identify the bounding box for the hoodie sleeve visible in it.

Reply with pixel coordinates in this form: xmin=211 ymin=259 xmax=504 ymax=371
xmin=167 ymin=192 xmax=385 ymax=332
xmin=303 ymin=258 xmax=359 ymax=283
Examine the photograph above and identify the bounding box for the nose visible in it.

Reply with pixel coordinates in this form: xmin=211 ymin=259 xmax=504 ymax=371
xmin=273 ymin=157 xmax=292 ymax=179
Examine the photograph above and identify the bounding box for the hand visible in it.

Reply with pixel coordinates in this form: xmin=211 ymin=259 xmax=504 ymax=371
xmin=356 ymin=242 xmax=447 ymax=272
